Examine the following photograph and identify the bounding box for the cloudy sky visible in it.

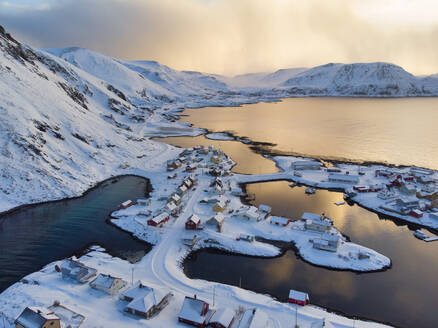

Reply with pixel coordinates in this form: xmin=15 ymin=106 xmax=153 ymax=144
xmin=1 ymin=0 xmax=437 ymax=76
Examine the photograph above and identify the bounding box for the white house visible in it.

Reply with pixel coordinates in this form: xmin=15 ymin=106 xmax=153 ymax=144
xmin=241 ymin=206 xmax=262 ymax=222
xmin=291 ymin=160 xmax=322 ymax=171
xmin=238 ymin=308 xmax=268 ymax=328
xmin=90 ymin=273 xmax=126 ymax=295
xmin=270 ymin=216 xmax=290 ymax=227
xmin=60 ymin=258 xmax=97 ymax=284
xmin=206 ymin=213 xmax=225 ymax=232
xmin=312 ymin=233 xmax=340 ymax=252
xmin=328 ymin=173 xmax=359 ymax=184
xmin=137 ymin=198 xmax=149 ymax=206
xmin=302 ymin=212 xmax=333 ymax=232
xmin=209 ymin=307 xmax=235 ymax=328
xmin=121 ymin=281 xmax=172 ymax=319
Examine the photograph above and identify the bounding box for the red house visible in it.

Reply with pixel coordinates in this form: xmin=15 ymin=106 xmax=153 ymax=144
xmin=186 ymin=214 xmax=202 ymax=230
xmin=147 ymin=212 xmax=170 ymax=226
xmin=288 ymin=289 xmax=309 ymax=306
xmin=120 ymin=200 xmax=133 ymax=209
xmin=270 ymin=216 xmax=290 ymax=227
xmin=178 ymin=296 xmax=212 ymax=327
xmin=409 ymin=209 xmax=423 ymax=218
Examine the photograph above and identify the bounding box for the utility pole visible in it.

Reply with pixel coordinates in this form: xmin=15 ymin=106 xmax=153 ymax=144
xmin=213 ymin=286 xmax=216 ymax=306
xmin=239 ymin=276 xmax=242 ymax=288
xmin=295 ymin=303 xmax=299 ymax=328
xmin=131 ymin=267 xmax=134 ymax=286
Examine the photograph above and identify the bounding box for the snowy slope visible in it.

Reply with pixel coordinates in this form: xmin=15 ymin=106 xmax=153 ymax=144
xmin=44 ymin=47 xmax=230 ymax=104
xmin=277 ymin=62 xmax=438 ymax=96
xmin=2 ymin=24 xmax=438 ymax=213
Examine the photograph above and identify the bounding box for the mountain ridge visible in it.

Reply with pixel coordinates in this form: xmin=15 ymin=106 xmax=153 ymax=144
xmin=1 ymin=25 xmax=438 ymax=213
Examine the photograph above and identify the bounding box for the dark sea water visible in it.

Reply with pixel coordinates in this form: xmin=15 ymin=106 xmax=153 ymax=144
xmin=0 ymin=175 xmax=152 ymax=293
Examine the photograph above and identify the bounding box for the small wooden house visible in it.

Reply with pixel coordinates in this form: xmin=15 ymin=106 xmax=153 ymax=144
xmin=288 ymin=289 xmax=310 ymax=306
xmin=186 ymin=214 xmax=202 ymax=230
xmin=147 ymin=212 xmax=170 ymax=227
xmin=178 ymin=296 xmax=212 ymax=327
xmin=15 ymin=307 xmax=61 ymax=328
xmin=212 ymin=199 xmax=227 ymax=212
xmin=122 ymin=281 xmax=172 ymax=319
xmin=291 ymin=160 xmax=322 ymax=171
xmin=90 ymin=273 xmax=126 ymax=295
xmin=270 ymin=216 xmax=290 ymax=227
xmin=120 ymin=200 xmax=134 ymax=209
xmin=61 ymin=258 xmax=97 ymax=284
xmin=409 ymin=209 xmax=423 ymax=218
xmin=177 ymin=185 xmax=188 ymax=196
xmin=206 ymin=213 xmax=225 ymax=232
xmin=137 ymin=198 xmax=149 ymax=206
xmin=302 ymin=212 xmax=333 ymax=232
xmin=208 ymin=308 xmax=235 ymax=328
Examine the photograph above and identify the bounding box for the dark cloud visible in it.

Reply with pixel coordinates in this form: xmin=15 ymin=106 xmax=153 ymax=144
xmin=1 ymin=0 xmax=438 ymax=75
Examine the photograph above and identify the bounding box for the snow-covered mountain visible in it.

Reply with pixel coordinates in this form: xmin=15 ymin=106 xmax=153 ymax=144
xmin=2 ymin=25 xmax=438 ymax=212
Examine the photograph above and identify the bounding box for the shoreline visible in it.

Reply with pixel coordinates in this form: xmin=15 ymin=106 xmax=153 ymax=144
xmin=183 ymin=247 xmax=396 ymax=328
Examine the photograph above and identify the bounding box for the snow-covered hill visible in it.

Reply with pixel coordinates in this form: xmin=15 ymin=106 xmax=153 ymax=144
xmin=2 ymin=25 xmax=438 ymax=212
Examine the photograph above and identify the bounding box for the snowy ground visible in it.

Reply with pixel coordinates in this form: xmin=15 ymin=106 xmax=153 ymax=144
xmin=0 ymin=247 xmax=390 ymax=328
xmin=2 ymin=27 xmax=436 ymax=327
xmin=0 ymin=146 xmax=392 ymax=327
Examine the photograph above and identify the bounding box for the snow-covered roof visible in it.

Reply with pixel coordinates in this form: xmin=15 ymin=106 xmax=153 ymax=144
xmin=328 ymin=173 xmax=359 ymax=182
xmin=121 ymin=281 xmax=153 ymax=300
xmin=258 ymin=204 xmax=271 ymax=213
xmin=289 ymin=289 xmax=309 ymax=301
xmin=209 ymin=307 xmax=234 ymax=327
xmin=179 ymin=296 xmax=208 ymax=325
xmin=151 ymin=212 xmax=169 ymax=223
xmin=250 ymin=309 xmax=269 ymax=328
xmin=126 ymin=287 xmax=169 ymax=313
xmin=215 ymin=200 xmax=226 ymax=208
xmin=121 ymin=200 xmax=132 ymax=207
xmin=171 ymin=194 xmax=181 ymax=201
xmin=90 ymin=273 xmax=122 ymax=289
xmin=188 ymin=214 xmax=201 ymax=224
xmin=270 ymin=216 xmax=289 ymax=225
xmin=301 ymin=212 xmax=320 ymax=221
xmin=15 ymin=307 xmax=59 ymax=328
xmin=239 ymin=308 xmax=269 ymax=328
xmin=292 ymin=160 xmax=322 ymax=167
xmin=166 ymin=202 xmax=177 ymax=211
xmin=208 ymin=213 xmax=225 ymax=225
xmin=321 ymin=233 xmax=339 ymax=242
xmin=243 ymin=206 xmax=260 ymax=219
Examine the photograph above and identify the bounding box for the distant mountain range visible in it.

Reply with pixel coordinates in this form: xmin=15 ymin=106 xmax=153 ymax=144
xmin=1 ymin=25 xmax=438 ymax=211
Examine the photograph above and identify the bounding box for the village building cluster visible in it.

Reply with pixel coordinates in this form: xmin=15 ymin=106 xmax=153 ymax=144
xmin=276 ymin=157 xmax=438 ymax=233
xmin=15 ymin=255 xmax=311 ymax=328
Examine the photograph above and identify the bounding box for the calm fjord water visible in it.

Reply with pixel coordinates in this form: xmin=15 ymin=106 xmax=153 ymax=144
xmin=180 ymin=97 xmax=438 ymax=169
xmin=163 ymin=98 xmax=438 ymax=328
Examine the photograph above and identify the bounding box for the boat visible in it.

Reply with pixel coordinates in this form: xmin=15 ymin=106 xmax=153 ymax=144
xmin=305 ymin=187 xmax=316 ymax=195
xmin=335 ymin=202 xmax=345 ymax=206
xmin=289 ymin=182 xmax=297 ymax=188
xmin=414 ymin=229 xmax=427 ymax=240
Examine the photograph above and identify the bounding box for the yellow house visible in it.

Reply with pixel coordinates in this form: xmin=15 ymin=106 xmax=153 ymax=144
xmin=15 ymin=307 xmax=61 ymax=328
xmin=417 ymin=191 xmax=438 ymax=200
xmin=212 ymin=200 xmax=227 ymax=212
